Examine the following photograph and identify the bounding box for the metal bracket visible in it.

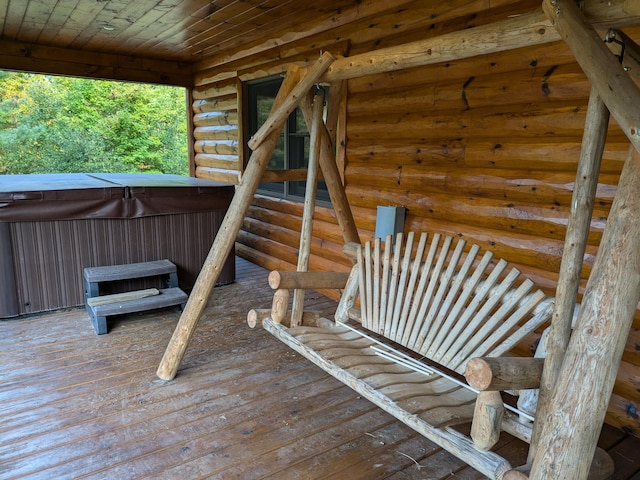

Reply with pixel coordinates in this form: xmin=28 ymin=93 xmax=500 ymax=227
xmin=605 ymin=28 xmax=640 ymax=78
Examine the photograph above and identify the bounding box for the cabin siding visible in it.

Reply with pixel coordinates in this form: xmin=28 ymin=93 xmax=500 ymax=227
xmin=192 ymin=80 xmax=242 ymax=185
xmin=188 ymin=1 xmax=639 ymax=435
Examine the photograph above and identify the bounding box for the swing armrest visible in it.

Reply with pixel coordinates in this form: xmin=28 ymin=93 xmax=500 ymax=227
xmin=246 ymin=271 xmax=350 ymax=329
xmin=268 ymin=270 xmax=350 ymax=290
xmin=465 ymin=357 xmax=545 ymax=392
xmin=467 ymin=357 xmax=544 ymax=451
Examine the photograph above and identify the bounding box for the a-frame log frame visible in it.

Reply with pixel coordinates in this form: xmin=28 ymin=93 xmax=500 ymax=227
xmin=157 ymin=52 xmax=341 ymax=380
xmin=290 ymin=94 xmax=325 ymax=328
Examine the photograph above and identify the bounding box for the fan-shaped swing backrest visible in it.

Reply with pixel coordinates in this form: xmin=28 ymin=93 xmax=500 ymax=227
xmin=355 ymin=231 xmax=553 ymax=375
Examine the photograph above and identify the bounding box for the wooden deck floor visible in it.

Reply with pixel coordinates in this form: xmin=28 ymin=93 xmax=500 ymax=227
xmin=1 ymin=257 xmax=639 ymax=480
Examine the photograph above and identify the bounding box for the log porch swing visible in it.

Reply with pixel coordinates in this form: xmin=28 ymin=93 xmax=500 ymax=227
xmin=156 ymin=1 xmax=640 ymax=478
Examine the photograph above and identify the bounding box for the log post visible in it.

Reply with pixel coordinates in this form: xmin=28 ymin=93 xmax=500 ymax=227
xmin=156 ymin=53 xmax=335 ymax=381
xmin=291 ymin=94 xmax=324 ymax=327
xmin=471 ymin=390 xmax=504 ymax=451
xmin=247 ymin=308 xmax=270 ymax=328
xmin=299 ymin=94 xmax=360 ymax=246
xmin=271 ymin=289 xmax=289 ymax=324
xmin=527 ymin=86 xmax=609 ymax=461
xmin=529 ymin=145 xmax=640 ymax=479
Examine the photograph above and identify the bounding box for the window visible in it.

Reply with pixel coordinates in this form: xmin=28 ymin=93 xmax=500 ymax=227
xmin=246 ymin=76 xmax=329 ymax=203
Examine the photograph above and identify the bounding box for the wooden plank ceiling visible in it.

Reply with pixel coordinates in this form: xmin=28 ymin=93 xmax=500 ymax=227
xmin=0 ymin=0 xmax=359 ymax=64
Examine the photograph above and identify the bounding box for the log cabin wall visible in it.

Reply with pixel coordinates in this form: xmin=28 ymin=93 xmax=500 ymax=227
xmin=189 ymin=0 xmax=640 ymax=436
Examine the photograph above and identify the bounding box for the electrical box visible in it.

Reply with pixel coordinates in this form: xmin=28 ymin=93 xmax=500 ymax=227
xmin=375 ymin=205 xmax=406 ymax=240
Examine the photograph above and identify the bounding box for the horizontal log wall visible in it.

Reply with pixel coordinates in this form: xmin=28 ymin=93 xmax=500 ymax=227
xmin=191 ymin=0 xmax=640 ymax=436
xmin=192 ymin=80 xmax=242 ymax=184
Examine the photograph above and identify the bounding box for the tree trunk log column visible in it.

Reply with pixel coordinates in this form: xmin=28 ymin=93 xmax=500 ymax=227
xmin=529 ymin=145 xmax=640 ymax=479
xmin=527 ymin=86 xmax=608 ymax=463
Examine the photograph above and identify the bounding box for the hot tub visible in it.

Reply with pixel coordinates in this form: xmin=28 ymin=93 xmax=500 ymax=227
xmin=0 ymin=173 xmax=235 ymax=318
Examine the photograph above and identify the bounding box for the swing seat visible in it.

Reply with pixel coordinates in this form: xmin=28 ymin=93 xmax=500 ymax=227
xmin=251 ymin=231 xmax=594 ymax=478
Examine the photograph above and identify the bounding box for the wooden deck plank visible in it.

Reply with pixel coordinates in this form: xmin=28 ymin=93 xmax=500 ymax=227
xmin=29 ymin=378 xmax=346 ymax=479
xmin=0 ymin=257 xmax=638 ymax=479
xmin=154 ymin=398 xmax=382 ymax=479
xmin=223 ymin=409 xmax=401 ymax=479
xmin=0 ymin=356 xmax=320 ymax=455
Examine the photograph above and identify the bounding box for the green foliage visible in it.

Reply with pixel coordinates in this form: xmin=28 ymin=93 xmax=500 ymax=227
xmin=0 ymin=72 xmax=188 ymax=175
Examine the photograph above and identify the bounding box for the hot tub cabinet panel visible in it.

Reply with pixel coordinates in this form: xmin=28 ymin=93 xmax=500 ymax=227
xmin=0 ymin=174 xmax=235 ymax=318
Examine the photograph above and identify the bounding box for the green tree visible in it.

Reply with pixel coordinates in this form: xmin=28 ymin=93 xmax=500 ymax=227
xmin=0 ymin=71 xmax=188 ymax=175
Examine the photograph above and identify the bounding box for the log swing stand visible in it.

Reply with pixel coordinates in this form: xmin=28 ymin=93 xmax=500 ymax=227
xmin=157 ymin=1 xmax=640 ymax=477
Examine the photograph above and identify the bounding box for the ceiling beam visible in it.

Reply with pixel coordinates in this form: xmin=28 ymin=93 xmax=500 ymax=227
xmin=321 ymin=1 xmax=640 ymax=83
xmin=0 ymin=39 xmax=193 ymax=87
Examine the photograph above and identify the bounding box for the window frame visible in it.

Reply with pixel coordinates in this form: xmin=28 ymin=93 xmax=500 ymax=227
xmin=244 ymin=75 xmax=330 ymax=205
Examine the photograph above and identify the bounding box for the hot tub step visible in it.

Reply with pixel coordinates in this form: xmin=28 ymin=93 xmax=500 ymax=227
xmin=87 ymin=287 xmax=188 ymax=334
xmin=84 ymin=259 xmax=179 ymax=285
xmin=84 ymin=259 xmax=187 ymax=334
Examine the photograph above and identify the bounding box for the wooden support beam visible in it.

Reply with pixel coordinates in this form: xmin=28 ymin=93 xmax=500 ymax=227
xmin=0 ymin=39 xmax=193 ymax=87
xmin=156 ymin=55 xmax=335 ymax=381
xmin=260 ymin=168 xmax=323 ymax=182
xmin=542 ymin=0 xmax=640 ymax=152
xmin=465 ymin=357 xmax=544 ymax=392
xmin=248 ymin=51 xmax=335 ymax=150
xmin=320 ymin=1 xmax=640 ymax=84
xmin=271 ymin=289 xmax=289 ymax=324
xmin=471 ymin=391 xmax=504 ymax=452
xmin=268 ymin=271 xmax=350 ymax=290
xmin=529 ymin=145 xmax=640 ymax=479
xmin=299 ymin=95 xmax=360 ymax=245
xmin=325 ymin=80 xmax=345 ymax=147
xmin=291 ymin=94 xmax=324 ymax=327
xmin=527 ymin=86 xmax=609 ymax=462
xmin=322 ymin=11 xmax=554 ymax=82
xmin=246 ymin=308 xmax=323 ymax=329
xmin=317 ymin=1 xmax=640 ymax=84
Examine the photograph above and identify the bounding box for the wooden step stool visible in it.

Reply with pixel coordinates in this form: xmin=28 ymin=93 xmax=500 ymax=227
xmin=84 ymin=259 xmax=188 ymax=334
